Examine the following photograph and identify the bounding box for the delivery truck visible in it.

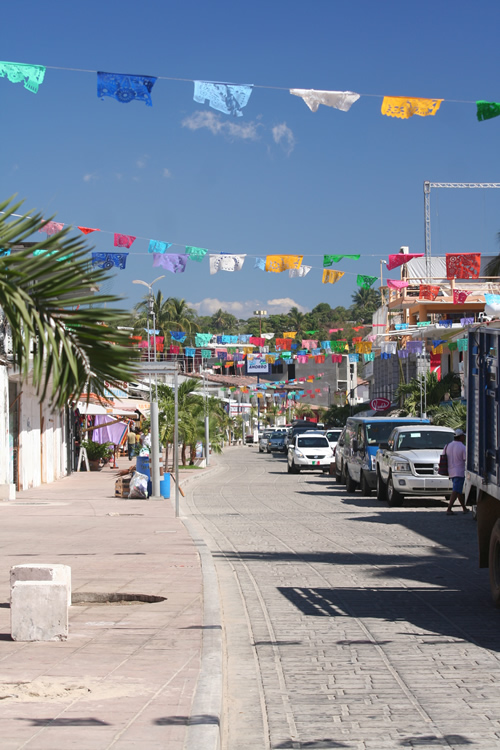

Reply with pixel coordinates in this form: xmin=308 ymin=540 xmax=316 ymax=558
xmin=465 ymin=323 xmax=500 ymax=605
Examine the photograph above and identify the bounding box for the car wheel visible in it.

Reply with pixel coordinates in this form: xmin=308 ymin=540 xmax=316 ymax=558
xmin=387 ymin=474 xmax=404 ymax=506
xmin=287 ymin=462 xmax=292 ymax=473
xmin=322 ymin=468 xmax=329 ymax=474
xmin=336 ymin=463 xmax=345 ymax=485
xmin=258 ymin=448 xmax=263 ymax=453
xmin=291 ymin=461 xmax=300 ymax=474
xmin=360 ymin=472 xmax=372 ymax=496
xmin=345 ymin=469 xmax=358 ymax=493
xmin=376 ymin=472 xmax=388 ymax=502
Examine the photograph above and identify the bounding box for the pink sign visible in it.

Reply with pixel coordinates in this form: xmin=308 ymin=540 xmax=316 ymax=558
xmin=370 ymin=397 xmax=391 ymax=411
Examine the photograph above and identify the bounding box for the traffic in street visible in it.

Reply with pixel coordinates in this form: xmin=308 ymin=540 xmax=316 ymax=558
xmin=187 ymin=444 xmax=500 ymax=750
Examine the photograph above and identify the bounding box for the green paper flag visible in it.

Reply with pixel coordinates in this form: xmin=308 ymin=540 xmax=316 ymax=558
xmin=324 ymin=254 xmax=361 ymax=267
xmin=476 ymin=100 xmax=500 ymax=122
xmin=448 ymin=342 xmax=458 ymax=351
xmin=357 ymin=274 xmax=378 ymax=289
xmin=0 ymin=61 xmax=46 ymax=93
xmin=305 ymin=330 xmax=319 ymax=335
xmin=185 ymin=245 xmax=208 ymax=262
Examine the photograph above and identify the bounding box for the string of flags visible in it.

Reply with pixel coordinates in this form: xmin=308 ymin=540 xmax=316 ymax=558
xmin=4 ymin=59 xmax=500 ymax=124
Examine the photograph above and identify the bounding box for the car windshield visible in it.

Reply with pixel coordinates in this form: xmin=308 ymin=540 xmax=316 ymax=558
xmin=326 ymin=431 xmax=342 ymax=441
xmin=297 ymin=437 xmax=329 ymax=448
xmin=395 ymin=430 xmax=452 ymax=451
xmin=271 ymin=433 xmax=284 ymax=440
xmin=365 ymin=422 xmax=421 ymax=446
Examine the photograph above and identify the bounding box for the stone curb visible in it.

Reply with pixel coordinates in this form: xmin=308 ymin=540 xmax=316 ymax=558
xmin=178 ymin=460 xmax=226 ymax=750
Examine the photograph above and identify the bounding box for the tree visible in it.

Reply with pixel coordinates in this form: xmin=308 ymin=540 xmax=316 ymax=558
xmin=211 ymin=308 xmax=238 ymax=332
xmin=350 ymin=287 xmax=381 ymax=322
xmin=0 ymin=196 xmax=137 ymax=407
xmin=287 ymin=307 xmax=306 ymax=334
xmin=431 ymin=400 xmax=466 ymax=431
xmin=134 ymin=290 xmax=173 ymax=341
xmin=294 ymin=404 xmax=315 ymax=419
xmin=395 ymin=372 xmax=461 ymax=417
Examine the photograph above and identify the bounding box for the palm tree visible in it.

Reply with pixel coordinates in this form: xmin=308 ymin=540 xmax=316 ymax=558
xmin=294 ymin=404 xmax=315 ymax=419
xmin=0 ymin=196 xmax=137 ymax=407
xmin=287 ymin=307 xmax=306 ymax=335
xmin=350 ymin=287 xmax=381 ymax=322
xmin=431 ymin=400 xmax=466 ymax=431
xmin=166 ymin=298 xmax=199 ymax=334
xmin=134 ymin=290 xmax=172 ymax=340
xmin=211 ymin=308 xmax=237 ymax=332
xmin=395 ymin=371 xmax=461 ymax=416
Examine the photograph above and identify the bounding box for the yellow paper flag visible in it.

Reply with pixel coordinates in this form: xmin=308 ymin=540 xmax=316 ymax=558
xmin=381 ymin=96 xmax=443 ymax=119
xmin=283 ymin=331 xmax=297 ymax=338
xmin=322 ymin=269 xmax=345 ymax=284
xmin=265 ymin=255 xmax=303 ymax=273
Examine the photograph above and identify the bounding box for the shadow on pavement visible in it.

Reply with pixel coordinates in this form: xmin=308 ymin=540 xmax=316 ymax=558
xmin=154 ymin=714 xmax=219 ymax=726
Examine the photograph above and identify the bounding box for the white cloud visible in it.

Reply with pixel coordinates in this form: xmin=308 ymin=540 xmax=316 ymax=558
xmin=189 ymin=297 xmax=308 ymax=318
xmin=272 ymin=122 xmax=296 ymax=155
xmin=136 ymin=154 xmax=149 ymax=168
xmin=267 ymin=298 xmax=308 ymax=314
xmin=162 ymin=168 xmax=172 ymax=178
xmin=182 ymin=111 xmax=261 ymax=141
xmin=83 ymin=173 xmax=98 ymax=182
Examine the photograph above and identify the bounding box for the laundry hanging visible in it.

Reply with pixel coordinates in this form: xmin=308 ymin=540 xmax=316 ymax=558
xmin=193 ymin=81 xmax=253 ymax=117
xmin=97 ymin=71 xmax=157 ymax=106
xmin=153 ymin=253 xmax=188 ymax=273
xmin=290 ymin=88 xmax=360 ymax=112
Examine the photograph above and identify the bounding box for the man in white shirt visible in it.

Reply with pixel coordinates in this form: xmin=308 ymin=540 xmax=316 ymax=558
xmin=444 ymin=429 xmax=469 ymax=515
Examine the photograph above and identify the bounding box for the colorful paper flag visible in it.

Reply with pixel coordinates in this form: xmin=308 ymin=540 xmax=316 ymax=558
xmin=322 ymin=269 xmax=345 ymax=284
xmin=97 ymin=71 xmax=157 ymax=106
xmin=381 ymin=96 xmax=443 ymax=119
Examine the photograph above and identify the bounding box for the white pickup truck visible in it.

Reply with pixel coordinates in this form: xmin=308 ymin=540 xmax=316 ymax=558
xmin=375 ymin=425 xmax=455 ymax=506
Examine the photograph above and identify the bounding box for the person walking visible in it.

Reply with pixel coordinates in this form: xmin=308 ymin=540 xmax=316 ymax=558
xmin=444 ymin=428 xmax=469 ymax=515
xmin=127 ymin=426 xmax=137 ymax=461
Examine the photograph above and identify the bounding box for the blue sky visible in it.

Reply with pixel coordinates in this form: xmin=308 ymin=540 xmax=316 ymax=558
xmin=2 ymin=0 xmax=500 ymax=318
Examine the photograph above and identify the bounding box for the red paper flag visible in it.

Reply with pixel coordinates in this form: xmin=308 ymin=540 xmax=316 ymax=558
xmin=78 ymin=226 xmax=100 ymax=235
xmin=114 ymin=233 xmax=136 ymax=249
xmin=419 ymin=285 xmax=440 ymax=301
xmin=446 ymin=253 xmax=480 ymax=279
xmin=453 ymin=289 xmax=471 ymax=304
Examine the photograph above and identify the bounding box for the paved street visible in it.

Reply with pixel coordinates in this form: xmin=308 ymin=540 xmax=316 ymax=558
xmin=185 ymin=445 xmax=500 ymax=750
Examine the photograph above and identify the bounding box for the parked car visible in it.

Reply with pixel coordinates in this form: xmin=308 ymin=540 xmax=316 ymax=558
xmin=258 ymin=430 xmax=274 ymax=453
xmin=326 ymin=429 xmax=342 ymax=451
xmin=337 ymin=416 xmax=430 ymax=495
xmin=375 ymin=425 xmax=454 ymax=506
xmin=269 ymin=431 xmax=287 ymax=452
xmin=287 ymin=432 xmax=334 ymax=473
xmin=285 ymin=421 xmax=321 ymax=450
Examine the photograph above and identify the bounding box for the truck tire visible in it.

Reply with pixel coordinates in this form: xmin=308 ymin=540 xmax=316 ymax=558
xmin=336 ymin=462 xmax=345 ymax=484
xmin=376 ymin=472 xmax=388 ymax=502
xmin=488 ymin=519 xmax=500 ymax=607
xmin=360 ymin=472 xmax=372 ymax=496
xmin=345 ymin=469 xmax=358 ymax=493
xmin=387 ymin=474 xmax=404 ymax=507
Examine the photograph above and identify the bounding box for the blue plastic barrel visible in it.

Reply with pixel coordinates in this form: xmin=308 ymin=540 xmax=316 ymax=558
xmin=135 ymin=455 xmax=150 ymax=478
xmin=160 ymin=474 xmax=171 ymax=499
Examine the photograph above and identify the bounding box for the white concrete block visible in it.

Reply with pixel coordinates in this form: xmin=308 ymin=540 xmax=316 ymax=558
xmin=0 ymin=484 xmax=16 ymax=500
xmin=11 ymin=581 xmax=68 ymax=641
xmin=10 ymin=564 xmax=71 ymax=607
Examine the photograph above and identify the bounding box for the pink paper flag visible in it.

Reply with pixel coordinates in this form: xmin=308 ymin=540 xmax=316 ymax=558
xmin=387 ymin=253 xmax=424 ymax=271
xmin=453 ymin=289 xmax=471 ymax=304
xmin=39 ymin=221 xmax=64 ymax=236
xmin=387 ymin=279 xmax=409 ymax=289
xmin=114 ymin=233 xmax=136 ymax=248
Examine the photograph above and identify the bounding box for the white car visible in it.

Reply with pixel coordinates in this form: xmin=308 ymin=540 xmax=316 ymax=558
xmin=325 ymin=429 xmax=342 ymax=452
xmin=287 ymin=432 xmax=334 ymax=474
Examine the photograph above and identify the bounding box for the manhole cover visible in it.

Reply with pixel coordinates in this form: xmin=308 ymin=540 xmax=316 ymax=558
xmin=72 ymin=592 xmax=166 ymax=606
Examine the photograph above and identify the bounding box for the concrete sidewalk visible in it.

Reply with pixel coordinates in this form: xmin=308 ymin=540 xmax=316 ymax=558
xmin=0 ymin=462 xmax=220 ymax=750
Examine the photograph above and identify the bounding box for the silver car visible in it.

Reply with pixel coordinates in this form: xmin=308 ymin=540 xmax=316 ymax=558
xmin=258 ymin=430 xmax=274 ymax=453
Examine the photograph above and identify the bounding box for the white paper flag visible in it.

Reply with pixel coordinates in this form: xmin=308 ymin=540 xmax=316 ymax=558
xmin=290 ymin=89 xmax=360 ymax=113
xmin=289 ymin=264 xmax=312 ymax=278
xmin=209 ymin=254 xmax=246 ymax=274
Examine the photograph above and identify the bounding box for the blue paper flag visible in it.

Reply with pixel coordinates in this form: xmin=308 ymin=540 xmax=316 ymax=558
xmin=255 ymin=257 xmax=266 ymax=271
xmin=91 ymin=252 xmax=128 ymax=270
xmin=148 ymin=239 xmax=172 ymax=254
xmin=193 ymin=81 xmax=253 ymax=117
xmin=170 ymin=331 xmax=187 ymax=343
xmin=97 ymin=71 xmax=157 ymax=106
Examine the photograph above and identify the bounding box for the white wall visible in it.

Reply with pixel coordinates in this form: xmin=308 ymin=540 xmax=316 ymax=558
xmin=0 ymin=367 xmax=10 ymax=485
xmin=18 ymin=382 xmax=67 ymax=490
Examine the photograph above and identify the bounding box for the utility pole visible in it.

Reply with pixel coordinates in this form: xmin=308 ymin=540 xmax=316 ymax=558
xmin=174 ymin=367 xmax=179 ymax=517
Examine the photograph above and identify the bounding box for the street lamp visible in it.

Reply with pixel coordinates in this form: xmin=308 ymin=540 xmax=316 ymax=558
xmin=132 ymin=276 xmax=165 ymax=501
xmin=253 ymin=309 xmax=267 ymax=337
xmin=380 ymin=260 xmax=387 ymax=305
